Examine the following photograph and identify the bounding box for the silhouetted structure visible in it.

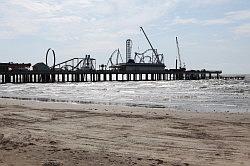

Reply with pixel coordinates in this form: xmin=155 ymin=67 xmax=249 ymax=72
xmin=0 ymin=27 xmax=234 ymax=84
xmin=0 ymin=63 xmax=31 ymax=72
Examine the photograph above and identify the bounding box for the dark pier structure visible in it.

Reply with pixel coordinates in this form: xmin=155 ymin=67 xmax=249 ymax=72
xmin=0 ymin=68 xmax=222 ymax=84
xmin=0 ymin=27 xmax=226 ymax=84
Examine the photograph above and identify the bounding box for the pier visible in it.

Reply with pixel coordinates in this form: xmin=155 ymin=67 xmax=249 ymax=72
xmin=0 ymin=28 xmax=228 ymax=84
xmin=220 ymin=75 xmax=245 ymax=80
xmin=0 ymin=69 xmax=222 ymax=84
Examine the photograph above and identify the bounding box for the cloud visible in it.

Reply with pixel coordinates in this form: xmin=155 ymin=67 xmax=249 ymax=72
xmin=0 ymin=0 xmax=176 ymax=41
xmin=173 ymin=9 xmax=250 ymax=26
xmin=202 ymin=18 xmax=231 ymax=25
xmin=9 ymin=0 xmax=62 ymax=14
xmin=189 ymin=0 xmax=231 ymax=7
xmin=202 ymin=10 xmax=250 ymax=25
xmin=225 ymin=10 xmax=250 ymax=21
xmin=174 ymin=18 xmax=198 ymax=25
xmin=233 ymin=23 xmax=250 ymax=36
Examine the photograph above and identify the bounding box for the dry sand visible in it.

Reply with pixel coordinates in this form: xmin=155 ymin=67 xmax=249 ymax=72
xmin=0 ymin=98 xmax=249 ymax=166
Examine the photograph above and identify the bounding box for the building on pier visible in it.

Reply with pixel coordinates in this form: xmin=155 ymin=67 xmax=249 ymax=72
xmin=110 ymin=63 xmax=166 ymax=71
xmin=33 ymin=62 xmax=50 ymax=71
xmin=0 ymin=63 xmax=31 ymax=72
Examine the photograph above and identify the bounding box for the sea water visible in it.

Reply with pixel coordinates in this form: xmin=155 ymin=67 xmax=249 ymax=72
xmin=0 ymin=75 xmax=249 ymax=112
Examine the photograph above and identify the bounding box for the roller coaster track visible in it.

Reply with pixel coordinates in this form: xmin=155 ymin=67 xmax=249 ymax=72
xmin=45 ymin=48 xmax=96 ymax=71
xmin=46 ymin=48 xmax=56 ymax=69
xmin=107 ymin=49 xmax=124 ymax=67
xmin=134 ymin=49 xmax=164 ymax=64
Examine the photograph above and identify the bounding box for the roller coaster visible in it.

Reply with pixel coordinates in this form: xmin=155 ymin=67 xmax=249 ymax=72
xmin=105 ymin=27 xmax=165 ymax=71
xmin=134 ymin=49 xmax=164 ymax=64
xmin=45 ymin=48 xmax=96 ymax=71
xmin=106 ymin=49 xmax=123 ymax=68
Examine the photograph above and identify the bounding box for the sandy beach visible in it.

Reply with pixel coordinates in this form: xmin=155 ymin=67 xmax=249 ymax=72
xmin=0 ymin=98 xmax=249 ymax=166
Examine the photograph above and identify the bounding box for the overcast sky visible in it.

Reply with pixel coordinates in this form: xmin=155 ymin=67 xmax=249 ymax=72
xmin=0 ymin=0 xmax=250 ymax=74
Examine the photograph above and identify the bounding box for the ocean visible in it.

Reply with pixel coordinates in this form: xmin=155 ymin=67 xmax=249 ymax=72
xmin=1 ymin=75 xmax=249 ymax=113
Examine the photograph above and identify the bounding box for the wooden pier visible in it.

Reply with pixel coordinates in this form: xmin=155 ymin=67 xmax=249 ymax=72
xmin=0 ymin=69 xmax=222 ymax=84
xmin=220 ymin=75 xmax=245 ymax=80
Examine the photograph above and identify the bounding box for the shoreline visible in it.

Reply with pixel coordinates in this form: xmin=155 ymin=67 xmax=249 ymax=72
xmin=0 ymin=96 xmax=169 ymax=110
xmin=1 ymin=96 xmax=249 ymax=114
xmin=1 ymin=98 xmax=250 ymax=165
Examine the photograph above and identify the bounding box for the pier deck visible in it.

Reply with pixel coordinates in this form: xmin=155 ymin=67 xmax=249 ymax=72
xmin=0 ymin=69 xmax=222 ymax=84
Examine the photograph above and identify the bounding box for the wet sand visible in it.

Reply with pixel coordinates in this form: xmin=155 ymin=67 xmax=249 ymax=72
xmin=0 ymin=98 xmax=250 ymax=166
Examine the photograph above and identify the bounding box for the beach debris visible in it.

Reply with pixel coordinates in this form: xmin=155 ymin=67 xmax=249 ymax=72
xmin=42 ymin=160 xmax=63 ymax=166
xmin=49 ymin=140 xmax=57 ymax=145
xmin=155 ymin=159 xmax=164 ymax=164
xmin=0 ymin=133 xmax=4 ymax=141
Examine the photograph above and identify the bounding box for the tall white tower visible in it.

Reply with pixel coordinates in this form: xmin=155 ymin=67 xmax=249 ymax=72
xmin=126 ymin=39 xmax=132 ymax=63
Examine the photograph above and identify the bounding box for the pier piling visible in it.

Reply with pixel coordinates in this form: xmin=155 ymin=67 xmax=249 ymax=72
xmin=0 ymin=69 xmax=225 ymax=84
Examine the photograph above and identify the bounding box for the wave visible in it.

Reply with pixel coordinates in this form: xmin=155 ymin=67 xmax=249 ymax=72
xmin=0 ymin=79 xmax=249 ymax=112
